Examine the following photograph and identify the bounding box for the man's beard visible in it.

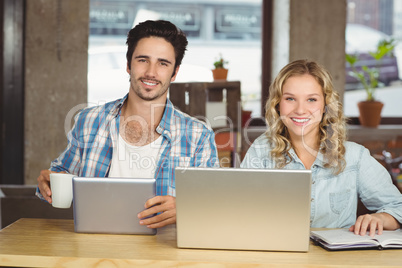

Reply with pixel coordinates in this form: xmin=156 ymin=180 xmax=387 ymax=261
xmin=131 ymin=77 xmax=169 ymax=101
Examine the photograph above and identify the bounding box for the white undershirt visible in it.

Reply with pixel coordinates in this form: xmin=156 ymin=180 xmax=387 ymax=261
xmin=109 ymin=134 xmax=163 ymax=178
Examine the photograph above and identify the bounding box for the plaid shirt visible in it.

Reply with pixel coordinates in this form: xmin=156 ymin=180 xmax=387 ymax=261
xmin=44 ymin=95 xmax=219 ymax=196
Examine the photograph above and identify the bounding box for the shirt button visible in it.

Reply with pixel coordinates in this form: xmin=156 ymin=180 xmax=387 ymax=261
xmin=312 ymin=181 xmax=315 ymax=184
xmin=311 ymin=198 xmax=314 ymax=202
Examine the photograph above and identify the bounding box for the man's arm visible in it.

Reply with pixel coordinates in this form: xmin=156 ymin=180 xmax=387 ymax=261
xmin=36 ymin=111 xmax=84 ymax=202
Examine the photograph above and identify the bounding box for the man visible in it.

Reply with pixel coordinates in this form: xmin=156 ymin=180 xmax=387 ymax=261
xmin=36 ymin=20 xmax=219 ymax=228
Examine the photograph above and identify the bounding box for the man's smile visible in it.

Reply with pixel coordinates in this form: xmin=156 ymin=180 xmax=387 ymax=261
xmin=141 ymin=79 xmax=159 ymax=87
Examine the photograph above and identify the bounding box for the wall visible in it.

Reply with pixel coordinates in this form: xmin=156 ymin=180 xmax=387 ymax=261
xmin=271 ymin=0 xmax=290 ymax=77
xmin=289 ymin=0 xmax=347 ymax=101
xmin=24 ymin=0 xmax=89 ymax=184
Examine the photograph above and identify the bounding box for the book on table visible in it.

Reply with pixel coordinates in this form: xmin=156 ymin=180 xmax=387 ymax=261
xmin=310 ymin=228 xmax=402 ymax=250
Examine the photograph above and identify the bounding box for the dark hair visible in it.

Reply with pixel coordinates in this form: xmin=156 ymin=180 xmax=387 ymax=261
xmin=126 ymin=20 xmax=188 ymax=76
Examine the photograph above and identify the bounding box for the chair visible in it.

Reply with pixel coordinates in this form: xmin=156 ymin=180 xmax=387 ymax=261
xmin=371 ymin=135 xmax=402 ymax=193
xmin=0 ymin=185 xmax=73 ymax=229
xmin=169 ymin=81 xmax=242 ymax=130
xmin=373 ymin=151 xmax=402 ymax=192
xmin=170 ymin=81 xmax=242 ymax=167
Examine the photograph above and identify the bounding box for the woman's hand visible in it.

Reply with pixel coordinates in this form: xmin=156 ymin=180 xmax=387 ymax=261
xmin=349 ymin=212 xmax=400 ymax=237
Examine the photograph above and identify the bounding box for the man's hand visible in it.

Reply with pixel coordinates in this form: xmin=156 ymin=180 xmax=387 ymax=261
xmin=349 ymin=212 xmax=400 ymax=237
xmin=37 ymin=170 xmax=66 ymax=204
xmin=37 ymin=170 xmax=53 ymax=203
xmin=137 ymin=195 xmax=176 ymax=229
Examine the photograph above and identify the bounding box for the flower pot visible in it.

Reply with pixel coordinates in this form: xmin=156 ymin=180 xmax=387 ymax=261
xmin=357 ymin=101 xmax=383 ymax=127
xmin=212 ymin=68 xmax=228 ymax=81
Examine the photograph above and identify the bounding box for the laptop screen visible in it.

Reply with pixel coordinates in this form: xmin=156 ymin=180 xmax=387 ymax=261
xmin=175 ymin=167 xmax=311 ymax=252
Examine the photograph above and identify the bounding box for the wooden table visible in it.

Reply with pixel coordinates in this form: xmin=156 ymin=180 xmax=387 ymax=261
xmin=0 ymin=218 xmax=401 ymax=267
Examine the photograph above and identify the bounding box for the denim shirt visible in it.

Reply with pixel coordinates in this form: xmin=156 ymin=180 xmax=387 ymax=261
xmin=241 ymin=134 xmax=402 ymax=228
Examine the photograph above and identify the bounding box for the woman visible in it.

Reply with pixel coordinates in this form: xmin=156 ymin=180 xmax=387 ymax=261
xmin=241 ymin=59 xmax=402 ymax=236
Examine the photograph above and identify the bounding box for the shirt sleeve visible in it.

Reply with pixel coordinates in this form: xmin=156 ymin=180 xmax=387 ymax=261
xmin=49 ymin=111 xmax=83 ymax=175
xmin=240 ymin=134 xmax=272 ymax=169
xmin=194 ymin=128 xmax=220 ymax=168
xmin=357 ymin=146 xmax=402 ymax=224
xmin=35 ymin=186 xmax=46 ymax=201
xmin=35 ymin=112 xmax=84 ymax=202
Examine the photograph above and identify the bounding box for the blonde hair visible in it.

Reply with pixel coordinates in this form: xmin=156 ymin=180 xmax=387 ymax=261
xmin=264 ymin=59 xmax=347 ymax=174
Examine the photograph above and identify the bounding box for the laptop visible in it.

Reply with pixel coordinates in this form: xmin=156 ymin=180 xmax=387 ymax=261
xmin=72 ymin=177 xmax=156 ymax=235
xmin=175 ymin=167 xmax=312 ymax=252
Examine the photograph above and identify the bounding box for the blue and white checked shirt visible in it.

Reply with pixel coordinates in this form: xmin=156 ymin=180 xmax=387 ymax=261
xmin=42 ymin=95 xmax=219 ymax=197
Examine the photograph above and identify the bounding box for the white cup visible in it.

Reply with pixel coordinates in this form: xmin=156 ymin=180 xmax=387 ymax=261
xmin=50 ymin=173 xmax=75 ymax=208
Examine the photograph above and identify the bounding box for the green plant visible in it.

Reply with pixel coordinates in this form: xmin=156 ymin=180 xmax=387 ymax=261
xmin=346 ymin=39 xmax=397 ymax=101
xmin=213 ymin=54 xmax=228 ymax=69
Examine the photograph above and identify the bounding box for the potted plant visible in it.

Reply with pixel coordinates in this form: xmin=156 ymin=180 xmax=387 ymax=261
xmin=346 ymin=38 xmax=397 ymax=127
xmin=212 ymin=54 xmax=229 ymax=81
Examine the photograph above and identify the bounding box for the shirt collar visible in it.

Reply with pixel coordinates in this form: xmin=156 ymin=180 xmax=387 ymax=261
xmin=288 ymin=146 xmax=326 ymax=168
xmin=112 ymin=95 xmax=175 ymax=139
xmin=314 ymin=151 xmax=327 ymax=167
xmin=156 ymin=98 xmax=174 ymax=138
xmin=112 ymin=94 xmax=128 ymax=117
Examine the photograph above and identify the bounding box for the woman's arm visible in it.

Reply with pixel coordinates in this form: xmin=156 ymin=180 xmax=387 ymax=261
xmin=355 ymin=145 xmax=402 ymax=236
xmin=349 ymin=212 xmax=401 ymax=237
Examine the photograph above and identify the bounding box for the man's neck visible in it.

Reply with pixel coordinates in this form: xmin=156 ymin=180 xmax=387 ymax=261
xmin=119 ymin=93 xmax=166 ymax=146
xmin=123 ymin=92 xmax=166 ymax=122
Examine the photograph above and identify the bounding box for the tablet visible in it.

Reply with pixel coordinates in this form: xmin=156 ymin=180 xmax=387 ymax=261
xmin=72 ymin=177 xmax=156 ymax=235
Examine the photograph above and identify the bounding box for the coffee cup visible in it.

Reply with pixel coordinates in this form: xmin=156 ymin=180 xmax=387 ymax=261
xmin=50 ymin=173 xmax=75 ymax=208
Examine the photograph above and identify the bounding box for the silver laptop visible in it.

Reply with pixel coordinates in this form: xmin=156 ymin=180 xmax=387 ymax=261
xmin=72 ymin=177 xmax=156 ymax=235
xmin=175 ymin=167 xmax=312 ymax=252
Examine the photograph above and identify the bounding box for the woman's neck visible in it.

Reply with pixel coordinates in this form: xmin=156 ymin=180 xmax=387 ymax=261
xmin=290 ymin=135 xmax=320 ymax=170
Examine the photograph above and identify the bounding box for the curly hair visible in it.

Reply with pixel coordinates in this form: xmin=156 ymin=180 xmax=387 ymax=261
xmin=126 ymin=20 xmax=188 ymax=77
xmin=264 ymin=59 xmax=347 ymax=174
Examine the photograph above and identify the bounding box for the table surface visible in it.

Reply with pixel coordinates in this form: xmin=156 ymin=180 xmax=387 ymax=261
xmin=0 ymin=218 xmax=401 ymax=267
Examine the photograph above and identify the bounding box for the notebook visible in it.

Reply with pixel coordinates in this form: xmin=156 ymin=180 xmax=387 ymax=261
xmin=175 ymin=167 xmax=312 ymax=252
xmin=72 ymin=177 xmax=156 ymax=235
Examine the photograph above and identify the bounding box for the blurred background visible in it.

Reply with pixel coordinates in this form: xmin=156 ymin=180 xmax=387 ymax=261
xmin=1 ymin=0 xmax=402 ymax=186
xmin=88 ymin=0 xmax=402 ymax=117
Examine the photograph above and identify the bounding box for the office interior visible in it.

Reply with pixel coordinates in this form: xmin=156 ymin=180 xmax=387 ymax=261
xmin=0 ymin=0 xmax=401 ymax=228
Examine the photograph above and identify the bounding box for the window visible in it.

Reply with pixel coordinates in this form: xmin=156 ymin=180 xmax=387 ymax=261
xmin=344 ymin=0 xmax=402 ymax=118
xmin=88 ymin=0 xmax=263 ymax=116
